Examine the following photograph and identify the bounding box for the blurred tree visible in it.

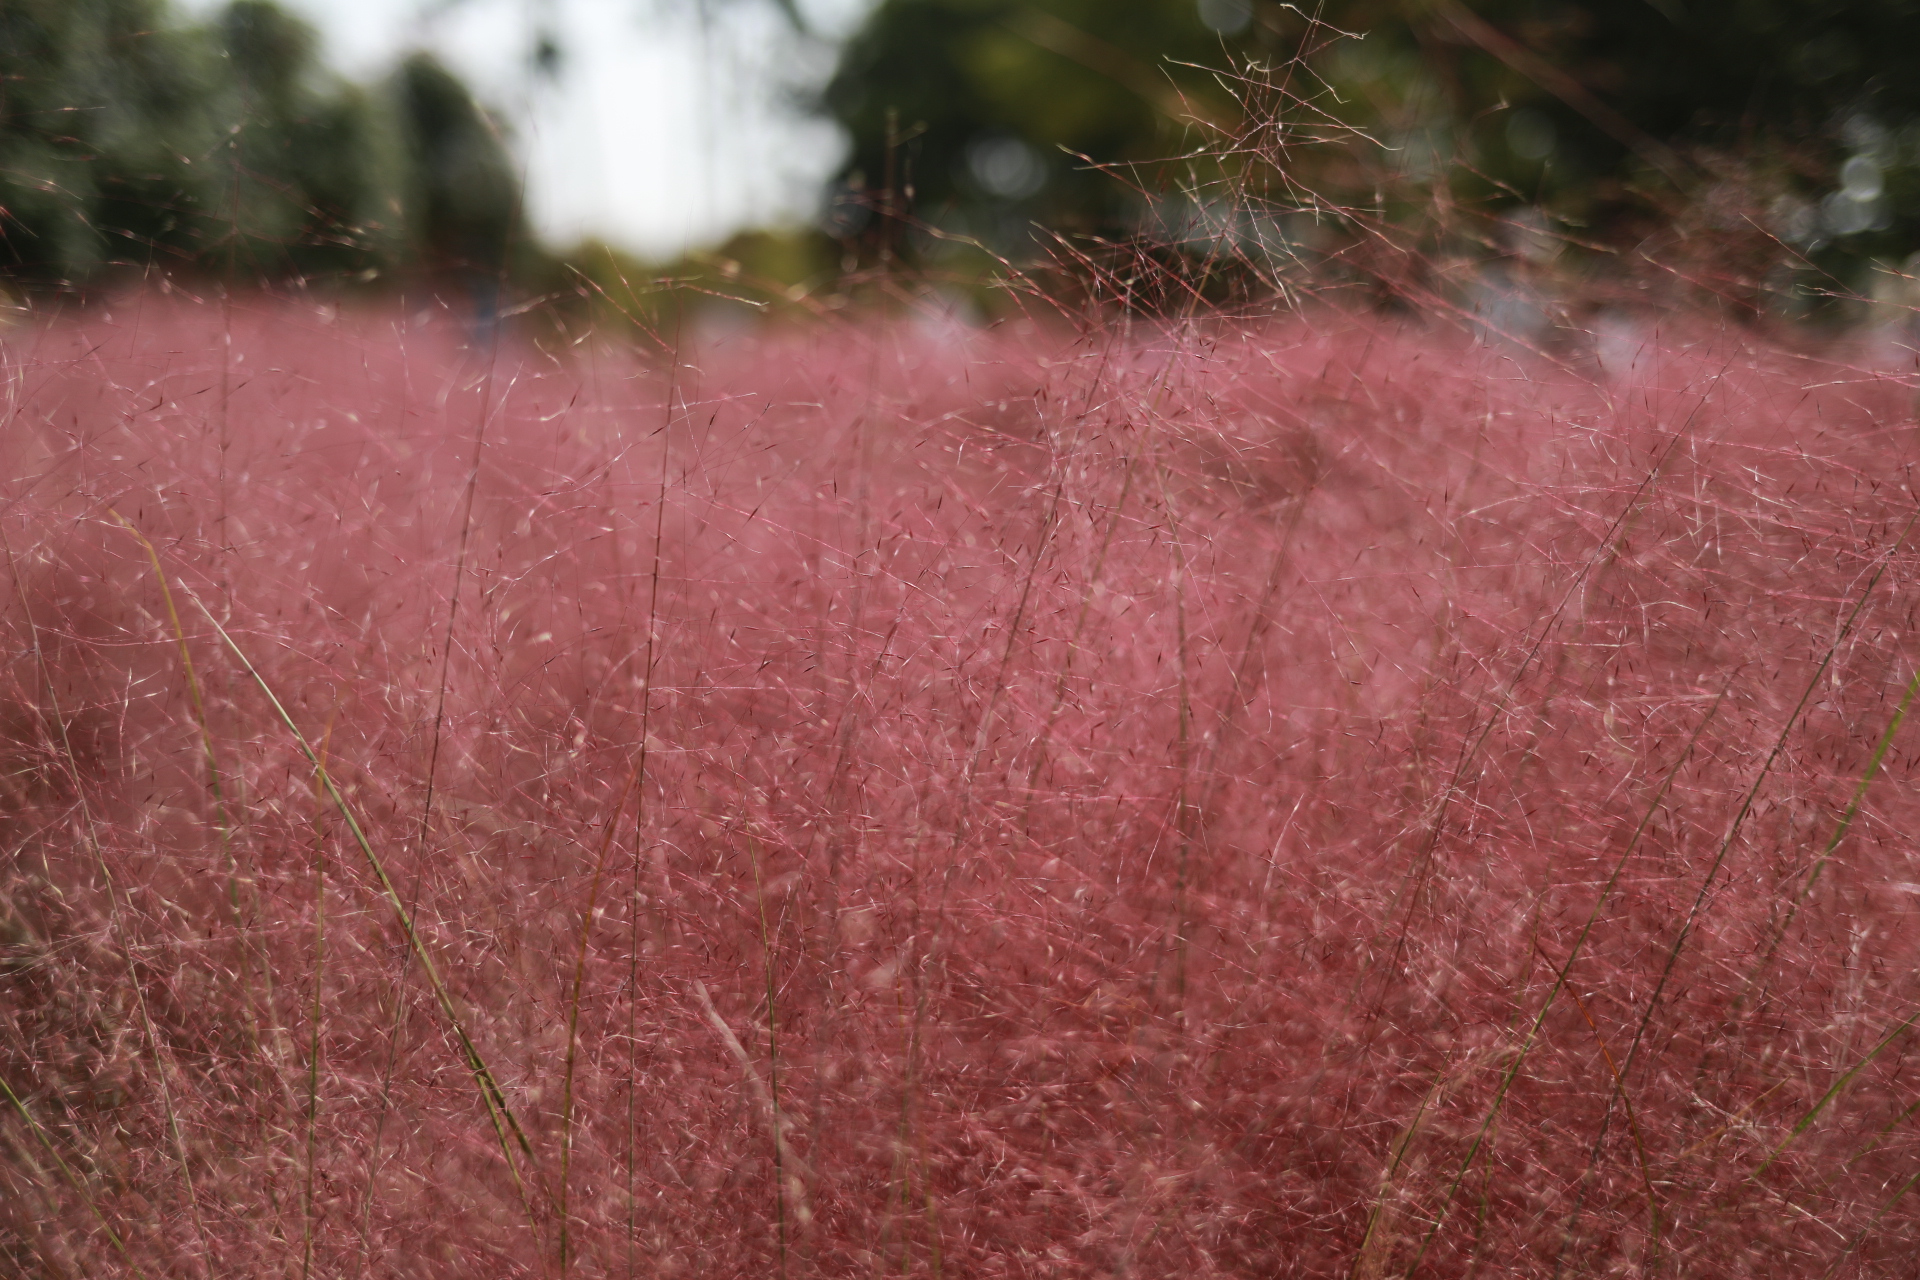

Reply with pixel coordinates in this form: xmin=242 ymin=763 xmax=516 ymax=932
xmin=394 ymin=52 xmax=524 ymax=282
xmin=1320 ymin=0 xmax=1920 ymax=290
xmin=0 ymin=0 xmax=221 ymax=284
xmin=0 ymin=0 xmax=526 ymax=293
xmin=820 ymin=0 xmax=1264 ymax=258
xmin=821 ymin=0 xmax=1920 ymax=305
xmin=217 ymin=0 xmax=413 ymax=280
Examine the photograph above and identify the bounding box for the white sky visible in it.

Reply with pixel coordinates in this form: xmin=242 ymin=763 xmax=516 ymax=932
xmin=180 ymin=0 xmax=870 ymax=258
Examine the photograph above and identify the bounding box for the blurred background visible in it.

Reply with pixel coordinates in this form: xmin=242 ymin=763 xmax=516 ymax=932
xmin=6 ymin=0 xmax=1920 ymax=331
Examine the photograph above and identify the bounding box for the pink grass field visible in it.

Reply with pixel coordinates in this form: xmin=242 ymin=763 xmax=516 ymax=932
xmin=6 ymin=295 xmax=1920 ymax=1277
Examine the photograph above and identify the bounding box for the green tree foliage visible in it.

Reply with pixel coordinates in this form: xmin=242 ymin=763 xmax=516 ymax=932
xmin=0 ymin=0 xmax=524 ymax=291
xmin=1320 ymin=0 xmax=1920 ymax=276
xmin=0 ymin=0 xmax=216 ymax=283
xmin=821 ymin=0 xmax=1920 ymax=294
xmin=821 ymin=0 xmax=1266 ymax=254
xmin=217 ymin=0 xmax=410 ymax=279
xmin=394 ymin=52 xmax=524 ymax=280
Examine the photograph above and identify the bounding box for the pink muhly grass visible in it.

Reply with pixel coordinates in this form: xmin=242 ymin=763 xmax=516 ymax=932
xmin=2 ymin=294 xmax=1920 ymax=1276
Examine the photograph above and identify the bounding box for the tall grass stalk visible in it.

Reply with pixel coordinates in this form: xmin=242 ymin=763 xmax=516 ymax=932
xmin=5 ymin=529 xmax=211 ymax=1272
xmin=302 ymin=710 xmax=336 ymax=1280
xmin=1550 ymin=510 xmax=1918 ymax=1268
xmin=558 ymin=756 xmax=644 ymax=1274
xmin=628 ymin=326 xmax=678 ymax=1280
xmin=110 ymin=509 xmax=274 ymax=1181
xmin=1745 ymin=660 xmax=1920 ymax=998
xmin=0 ymin=1072 xmax=147 ymax=1279
xmin=1406 ymin=676 xmax=1731 ymax=1271
xmin=187 ymin=591 xmax=544 ymax=1218
xmin=107 ymin=512 xmax=236 ymax=919
xmin=747 ymin=822 xmax=791 ymax=1280
xmin=355 ymin=330 xmax=499 ymax=1271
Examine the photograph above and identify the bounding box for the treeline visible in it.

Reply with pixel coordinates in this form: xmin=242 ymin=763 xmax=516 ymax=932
xmin=12 ymin=0 xmax=1919 ymax=320
xmin=0 ymin=0 xmax=523 ymax=292
xmin=820 ymin=0 xmax=1920 ymax=316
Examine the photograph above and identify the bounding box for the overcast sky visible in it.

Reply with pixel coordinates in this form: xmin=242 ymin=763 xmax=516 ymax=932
xmin=179 ymin=0 xmax=869 ymax=258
